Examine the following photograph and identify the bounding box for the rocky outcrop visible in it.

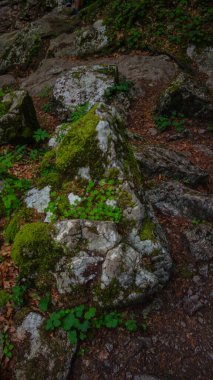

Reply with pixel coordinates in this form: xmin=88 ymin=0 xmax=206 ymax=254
xmin=135 ymin=145 xmax=208 ymax=187
xmin=48 ymin=19 xmax=108 ymax=58
xmin=53 ymin=64 xmax=117 ymax=113
xmin=0 ymin=89 xmax=39 ymax=144
xmin=187 ymin=46 xmax=213 ymax=92
xmin=184 ymin=224 xmax=213 ymax=262
xmin=156 ymin=73 xmax=213 ymax=120
xmin=14 ymin=312 xmax=75 ymax=380
xmin=147 ymin=181 xmax=213 ymax=222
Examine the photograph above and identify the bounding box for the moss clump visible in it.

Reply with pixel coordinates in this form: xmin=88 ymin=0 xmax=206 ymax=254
xmin=11 ymin=222 xmax=61 ymax=276
xmin=4 ymin=208 xmax=34 ymax=243
xmin=40 ymin=150 xmax=56 ymax=173
xmin=0 ymin=289 xmax=9 ymax=307
xmin=140 ymin=218 xmax=156 ymax=242
xmin=56 ymin=106 xmax=104 ymax=178
xmin=36 ymin=172 xmax=62 ymax=190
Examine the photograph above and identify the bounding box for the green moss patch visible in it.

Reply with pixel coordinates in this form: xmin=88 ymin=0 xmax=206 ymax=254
xmin=11 ymin=222 xmax=61 ymax=276
xmin=140 ymin=218 xmax=156 ymax=242
xmin=56 ymin=106 xmax=104 ymax=177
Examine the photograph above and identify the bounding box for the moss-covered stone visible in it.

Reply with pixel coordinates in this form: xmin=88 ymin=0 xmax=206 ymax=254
xmin=11 ymin=222 xmax=61 ymax=276
xmin=93 ymin=278 xmax=121 ymax=308
xmin=56 ymin=106 xmax=105 ymax=178
xmin=4 ymin=208 xmax=34 ymax=243
xmin=0 ymin=289 xmax=9 ymax=307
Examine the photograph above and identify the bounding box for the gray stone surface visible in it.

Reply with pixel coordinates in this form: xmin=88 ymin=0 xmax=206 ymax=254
xmin=184 ymin=224 xmax=213 ymax=262
xmin=0 ymin=89 xmax=39 ymax=144
xmin=25 ymin=186 xmax=51 ymax=213
xmin=15 ymin=312 xmax=75 ymax=380
xmin=53 ymin=64 xmax=117 ymax=112
xmin=147 ymin=181 xmax=213 ymax=222
xmin=21 ymin=54 xmax=178 ymax=96
xmin=187 ymin=46 xmax=213 ymax=92
xmin=156 ymin=72 xmax=213 ymax=119
xmin=135 ymin=145 xmax=208 ymax=186
xmin=48 ymin=19 xmax=108 ymax=58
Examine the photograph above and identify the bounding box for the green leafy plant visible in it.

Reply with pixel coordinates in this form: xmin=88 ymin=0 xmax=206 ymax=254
xmin=33 ymin=128 xmax=50 ymax=143
xmin=39 ymin=292 xmax=51 ymax=312
xmin=154 ymin=112 xmax=188 ymax=133
xmin=1 ymin=333 xmax=14 ymax=359
xmin=69 ymin=102 xmax=90 ymax=123
xmin=46 ymin=179 xmax=122 ymax=223
xmin=1 ymin=177 xmax=30 ymax=216
xmin=11 ymin=284 xmax=28 ymax=306
xmin=104 ymin=80 xmax=132 ymax=100
xmin=45 ymin=305 xmax=141 ymax=347
xmin=38 ymin=85 xmax=52 ymax=99
xmin=41 ymin=102 xmax=54 ymax=114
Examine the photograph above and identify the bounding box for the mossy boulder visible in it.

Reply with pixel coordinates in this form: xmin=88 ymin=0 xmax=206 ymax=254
xmin=55 ymin=106 xmax=104 ymax=176
xmin=156 ymin=73 xmax=213 ymax=120
xmin=0 ymin=90 xmax=39 ymax=144
xmin=11 ymin=222 xmax=61 ymax=276
xmin=53 ymin=64 xmax=117 ymax=113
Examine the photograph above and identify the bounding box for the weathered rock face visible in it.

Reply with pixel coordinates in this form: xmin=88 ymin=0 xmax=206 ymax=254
xmin=0 ymin=26 xmax=42 ymax=74
xmin=147 ymin=181 xmax=213 ymax=222
xmin=0 ymin=89 xmax=39 ymax=144
xmin=156 ymin=73 xmax=213 ymax=120
xmin=187 ymin=46 xmax=213 ymax=92
xmin=21 ymin=54 xmax=178 ymax=96
xmin=14 ymin=312 xmax=75 ymax=380
xmin=53 ymin=64 xmax=117 ymax=112
xmin=48 ymin=19 xmax=108 ymax=58
xmin=0 ymin=8 xmax=78 ymax=73
xmin=184 ymin=224 xmax=213 ymax=262
xmin=135 ymin=145 xmax=208 ymax=187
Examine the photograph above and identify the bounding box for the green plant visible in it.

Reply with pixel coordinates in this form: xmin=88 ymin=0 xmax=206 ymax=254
xmin=0 ymin=290 xmax=10 ymax=308
xmin=39 ymin=292 xmax=51 ymax=312
xmin=154 ymin=112 xmax=188 ymax=133
xmin=38 ymin=85 xmax=52 ymax=99
xmin=45 ymin=305 xmax=140 ymax=346
xmin=33 ymin=128 xmax=50 ymax=142
xmin=46 ymin=179 xmax=122 ymax=223
xmin=1 ymin=333 xmax=14 ymax=359
xmin=69 ymin=102 xmax=90 ymax=123
xmin=11 ymin=284 xmax=28 ymax=306
xmin=104 ymin=80 xmax=132 ymax=100
xmin=41 ymin=102 xmax=54 ymax=114
xmin=1 ymin=177 xmax=30 ymax=216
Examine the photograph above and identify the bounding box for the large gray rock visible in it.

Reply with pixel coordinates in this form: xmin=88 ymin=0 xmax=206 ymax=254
xmin=21 ymin=54 xmax=178 ymax=96
xmin=0 ymin=8 xmax=79 ymax=73
xmin=53 ymin=64 xmax=117 ymax=112
xmin=156 ymin=73 xmax=213 ymax=120
xmin=14 ymin=312 xmax=75 ymax=380
xmin=48 ymin=19 xmax=108 ymax=58
xmin=187 ymin=46 xmax=213 ymax=92
xmin=135 ymin=145 xmax=208 ymax=187
xmin=184 ymin=224 xmax=213 ymax=262
xmin=147 ymin=181 xmax=213 ymax=222
xmin=0 ymin=26 xmax=42 ymax=74
xmin=0 ymin=89 xmax=39 ymax=144
xmin=25 ymin=186 xmax=51 ymax=213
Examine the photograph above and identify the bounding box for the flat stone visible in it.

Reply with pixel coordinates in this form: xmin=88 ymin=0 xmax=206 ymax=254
xmin=147 ymin=181 xmax=213 ymax=221
xmin=135 ymin=145 xmax=208 ymax=187
xmin=25 ymin=186 xmax=51 ymax=213
xmin=184 ymin=224 xmax=213 ymax=262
